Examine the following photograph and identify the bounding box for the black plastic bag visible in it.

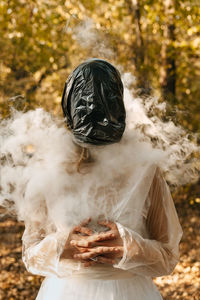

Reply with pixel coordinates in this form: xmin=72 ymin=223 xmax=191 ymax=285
xmin=61 ymin=58 xmax=126 ymax=146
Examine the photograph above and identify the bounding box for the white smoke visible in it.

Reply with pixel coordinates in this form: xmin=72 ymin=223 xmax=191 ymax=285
xmin=0 ymin=18 xmax=199 ymax=230
xmin=0 ymin=86 xmax=199 ymax=228
xmin=122 ymin=72 xmax=199 ymax=185
xmin=72 ymin=19 xmax=114 ymax=59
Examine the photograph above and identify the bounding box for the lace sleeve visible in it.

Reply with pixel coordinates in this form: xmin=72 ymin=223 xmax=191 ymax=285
xmin=114 ymin=167 xmax=183 ymax=277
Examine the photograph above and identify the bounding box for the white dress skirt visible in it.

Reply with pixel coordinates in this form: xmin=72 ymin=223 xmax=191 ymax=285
xmin=36 ymin=268 xmax=163 ymax=300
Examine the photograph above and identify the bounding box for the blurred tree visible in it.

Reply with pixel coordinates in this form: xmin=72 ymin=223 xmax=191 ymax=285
xmin=0 ymin=0 xmax=72 ymax=112
xmin=125 ymin=0 xmax=151 ymax=94
xmin=160 ymin=0 xmax=176 ymax=104
xmin=0 ymin=0 xmax=199 ymax=133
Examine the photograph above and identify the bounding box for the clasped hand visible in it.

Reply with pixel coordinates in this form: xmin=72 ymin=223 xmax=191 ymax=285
xmin=60 ymin=218 xmax=124 ymax=267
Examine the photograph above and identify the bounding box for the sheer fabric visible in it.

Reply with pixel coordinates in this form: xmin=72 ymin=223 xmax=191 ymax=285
xmin=22 ymin=165 xmax=183 ymax=299
xmin=115 ymin=167 xmax=183 ymax=277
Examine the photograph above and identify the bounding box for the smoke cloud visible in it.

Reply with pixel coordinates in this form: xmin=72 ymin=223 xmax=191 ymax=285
xmin=72 ymin=19 xmax=114 ymax=59
xmin=0 ymin=18 xmax=199 ymax=231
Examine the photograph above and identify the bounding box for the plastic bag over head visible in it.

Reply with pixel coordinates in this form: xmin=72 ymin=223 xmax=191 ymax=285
xmin=61 ymin=58 xmax=126 ymax=146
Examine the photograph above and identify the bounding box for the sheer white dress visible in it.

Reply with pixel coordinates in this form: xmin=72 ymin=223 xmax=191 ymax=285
xmin=22 ymin=159 xmax=183 ymax=300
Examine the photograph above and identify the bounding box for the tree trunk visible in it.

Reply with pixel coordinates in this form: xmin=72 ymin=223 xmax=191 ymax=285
xmin=160 ymin=0 xmax=177 ymax=103
xmin=126 ymin=0 xmax=150 ymax=95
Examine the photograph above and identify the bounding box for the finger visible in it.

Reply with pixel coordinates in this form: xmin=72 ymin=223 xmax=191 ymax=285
xmin=98 ymin=220 xmax=117 ymax=230
xmin=74 ymin=245 xmax=123 ymax=256
xmin=72 ymin=218 xmax=92 ymax=234
xmin=78 ymin=246 xmax=121 ymax=256
xmin=94 ymin=231 xmax=117 ymax=241
xmin=80 ymin=218 xmax=92 ymax=227
xmin=83 ymin=260 xmax=96 ymax=268
xmin=90 ymin=246 xmax=122 ymax=255
xmin=71 ymin=239 xmax=92 ymax=248
xmin=74 ymin=252 xmax=96 ymax=260
xmin=96 ymin=256 xmax=116 ymax=265
xmin=73 ymin=226 xmax=93 ymax=235
xmin=70 ymin=231 xmax=116 ymax=248
xmin=73 ymin=246 xmax=123 ymax=260
xmin=81 ymin=260 xmax=96 ymax=267
xmin=75 ymin=247 xmax=89 ymax=253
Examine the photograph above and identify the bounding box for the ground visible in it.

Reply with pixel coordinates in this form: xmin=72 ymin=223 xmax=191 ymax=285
xmin=0 ymin=200 xmax=199 ymax=300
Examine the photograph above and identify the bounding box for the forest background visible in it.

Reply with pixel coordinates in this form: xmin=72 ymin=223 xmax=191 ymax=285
xmin=0 ymin=0 xmax=200 ymax=299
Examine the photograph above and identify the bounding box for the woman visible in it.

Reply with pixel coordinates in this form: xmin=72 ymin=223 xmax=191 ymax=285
xmin=21 ymin=59 xmax=183 ymax=300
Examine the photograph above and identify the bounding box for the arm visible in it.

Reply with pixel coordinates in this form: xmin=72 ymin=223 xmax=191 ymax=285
xmin=22 ymin=217 xmax=84 ymax=277
xmin=114 ymin=167 xmax=183 ymax=277
xmin=22 ymin=220 xmax=71 ymax=277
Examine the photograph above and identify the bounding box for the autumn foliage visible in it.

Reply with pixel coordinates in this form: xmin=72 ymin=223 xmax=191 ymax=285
xmin=0 ymin=0 xmax=199 ymax=299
